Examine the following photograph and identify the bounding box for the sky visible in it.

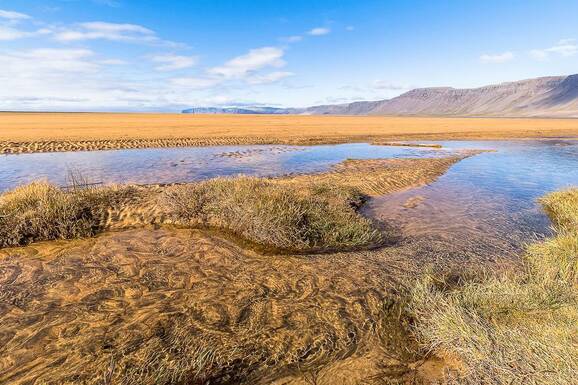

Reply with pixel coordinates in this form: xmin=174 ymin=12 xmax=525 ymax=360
xmin=0 ymin=0 xmax=577 ymax=112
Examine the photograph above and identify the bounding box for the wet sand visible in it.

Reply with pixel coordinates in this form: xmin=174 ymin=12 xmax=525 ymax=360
xmin=0 ymin=155 xmax=488 ymax=384
xmin=1 ymin=113 xmax=578 ymax=154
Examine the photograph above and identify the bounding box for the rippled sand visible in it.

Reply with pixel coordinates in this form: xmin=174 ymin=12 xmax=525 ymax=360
xmin=0 ymin=228 xmax=429 ymax=384
xmin=0 ymin=153 xmax=504 ymax=384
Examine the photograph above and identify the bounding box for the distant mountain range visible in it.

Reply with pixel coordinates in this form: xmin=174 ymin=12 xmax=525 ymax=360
xmin=182 ymin=74 xmax=578 ymax=117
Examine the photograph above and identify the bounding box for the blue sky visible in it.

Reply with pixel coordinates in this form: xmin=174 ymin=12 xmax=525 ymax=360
xmin=0 ymin=0 xmax=577 ymax=111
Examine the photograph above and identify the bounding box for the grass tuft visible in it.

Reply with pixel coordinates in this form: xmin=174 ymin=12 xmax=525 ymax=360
xmin=0 ymin=181 xmax=136 ymax=248
xmin=160 ymin=176 xmax=383 ymax=252
xmin=409 ymin=188 xmax=578 ymax=385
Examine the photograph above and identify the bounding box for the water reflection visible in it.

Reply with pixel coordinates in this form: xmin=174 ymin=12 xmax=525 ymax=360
xmin=0 ymin=143 xmax=452 ymax=191
xmin=365 ymin=140 xmax=578 ymax=258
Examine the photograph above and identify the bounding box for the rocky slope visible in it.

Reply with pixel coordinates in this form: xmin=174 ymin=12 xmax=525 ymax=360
xmin=183 ymin=74 xmax=578 ymax=117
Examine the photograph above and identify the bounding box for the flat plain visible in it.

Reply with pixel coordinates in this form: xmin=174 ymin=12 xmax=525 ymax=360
xmin=2 ymin=113 xmax=578 ymax=153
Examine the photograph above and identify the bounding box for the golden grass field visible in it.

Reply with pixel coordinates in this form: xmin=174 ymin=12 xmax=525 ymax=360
xmin=1 ymin=113 xmax=578 ymax=153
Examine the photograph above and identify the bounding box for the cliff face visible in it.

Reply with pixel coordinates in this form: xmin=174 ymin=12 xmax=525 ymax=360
xmin=183 ymin=74 xmax=578 ymax=117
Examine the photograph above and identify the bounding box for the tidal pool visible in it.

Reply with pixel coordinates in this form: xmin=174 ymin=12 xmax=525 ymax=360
xmin=0 ymin=143 xmax=454 ymax=191
xmin=1 ymin=139 xmax=578 ymax=257
xmin=365 ymin=139 xmax=578 ymax=258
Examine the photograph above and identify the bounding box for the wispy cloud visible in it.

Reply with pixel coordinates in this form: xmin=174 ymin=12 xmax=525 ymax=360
xmin=308 ymin=27 xmax=330 ymax=36
xmin=208 ymin=46 xmax=285 ymax=79
xmin=372 ymin=80 xmax=410 ymax=90
xmin=530 ymin=39 xmax=577 ymax=60
xmin=53 ymin=21 xmax=155 ymax=42
xmin=92 ymin=0 xmax=122 ymax=7
xmin=152 ymin=54 xmax=198 ymax=71
xmin=282 ymin=35 xmax=303 ymax=43
xmin=246 ymin=71 xmax=294 ymax=85
xmin=170 ymin=77 xmax=222 ymax=89
xmin=0 ymin=9 xmax=31 ymax=21
xmin=480 ymin=51 xmax=514 ymax=64
xmin=1 ymin=48 xmax=99 ymax=72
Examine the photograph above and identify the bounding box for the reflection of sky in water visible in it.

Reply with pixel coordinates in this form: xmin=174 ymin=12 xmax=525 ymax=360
xmin=366 ymin=140 xmax=578 ymax=256
xmin=0 ymin=143 xmax=450 ymax=191
xmin=2 ymin=139 xmax=578 ymax=256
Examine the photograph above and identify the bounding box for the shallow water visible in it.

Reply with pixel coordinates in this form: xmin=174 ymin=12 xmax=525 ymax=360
xmin=365 ymin=140 xmax=578 ymax=257
xmin=0 ymin=143 xmax=453 ymax=191
xmin=1 ymin=139 xmax=578 ymax=256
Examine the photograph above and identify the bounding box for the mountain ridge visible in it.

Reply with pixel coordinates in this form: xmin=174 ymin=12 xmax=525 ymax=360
xmin=182 ymin=74 xmax=578 ymax=118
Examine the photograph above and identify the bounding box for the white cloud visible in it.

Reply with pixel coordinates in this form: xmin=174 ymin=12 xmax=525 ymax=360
xmin=170 ymin=77 xmax=222 ymax=89
xmin=284 ymin=35 xmax=303 ymax=43
xmin=152 ymin=54 xmax=198 ymax=71
xmin=530 ymin=39 xmax=577 ymax=60
xmin=308 ymin=27 xmax=330 ymax=36
xmin=0 ymin=25 xmax=31 ymax=40
xmin=247 ymin=71 xmax=294 ymax=85
xmin=98 ymin=58 xmax=127 ymax=65
xmin=372 ymin=80 xmax=409 ymax=90
xmin=53 ymin=21 xmax=159 ymax=43
xmin=0 ymin=9 xmax=31 ymax=21
xmin=480 ymin=51 xmax=514 ymax=64
xmin=0 ymin=48 xmax=98 ymax=73
xmin=208 ymin=46 xmax=285 ymax=79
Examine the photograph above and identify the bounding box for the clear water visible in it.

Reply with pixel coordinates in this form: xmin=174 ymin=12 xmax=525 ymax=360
xmin=1 ymin=140 xmax=578 ymax=256
xmin=0 ymin=143 xmax=454 ymax=191
xmin=365 ymin=140 xmax=578 ymax=257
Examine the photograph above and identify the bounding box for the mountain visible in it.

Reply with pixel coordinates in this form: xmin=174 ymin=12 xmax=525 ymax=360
xmin=182 ymin=106 xmax=292 ymax=114
xmin=182 ymin=74 xmax=578 ymax=118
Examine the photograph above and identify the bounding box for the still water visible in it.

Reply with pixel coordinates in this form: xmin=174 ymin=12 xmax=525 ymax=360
xmin=0 ymin=143 xmax=454 ymax=191
xmin=1 ymin=140 xmax=578 ymax=255
xmin=366 ymin=140 xmax=578 ymax=257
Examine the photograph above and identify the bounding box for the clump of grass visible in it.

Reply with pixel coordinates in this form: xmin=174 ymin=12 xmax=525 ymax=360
xmin=160 ymin=176 xmax=383 ymax=252
xmin=540 ymin=188 xmax=578 ymax=231
xmin=0 ymin=181 xmax=136 ymax=247
xmin=409 ymin=188 xmax=578 ymax=385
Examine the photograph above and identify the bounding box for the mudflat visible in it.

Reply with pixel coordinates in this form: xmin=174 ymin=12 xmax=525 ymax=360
xmin=1 ymin=113 xmax=578 ymax=154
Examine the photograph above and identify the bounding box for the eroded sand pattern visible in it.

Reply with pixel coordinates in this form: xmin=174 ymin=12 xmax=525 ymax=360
xmin=0 ymin=155 xmax=480 ymax=384
xmin=0 ymin=228 xmax=426 ymax=385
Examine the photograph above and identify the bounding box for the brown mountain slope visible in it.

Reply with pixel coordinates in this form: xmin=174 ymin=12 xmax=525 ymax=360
xmin=183 ymin=74 xmax=578 ymax=117
xmin=363 ymin=75 xmax=578 ymax=117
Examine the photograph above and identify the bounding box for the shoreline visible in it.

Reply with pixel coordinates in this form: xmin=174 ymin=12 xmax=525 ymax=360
xmin=1 ymin=113 xmax=578 ymax=154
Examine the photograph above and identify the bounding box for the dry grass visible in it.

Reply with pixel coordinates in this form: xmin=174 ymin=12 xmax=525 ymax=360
xmin=0 ymin=156 xmax=464 ymax=252
xmin=160 ymin=177 xmax=382 ymax=252
xmin=540 ymin=189 xmax=578 ymax=231
xmin=409 ymin=188 xmax=578 ymax=385
xmin=1 ymin=113 xmax=578 ymax=153
xmin=0 ymin=179 xmax=380 ymax=253
xmin=0 ymin=181 xmax=137 ymax=247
